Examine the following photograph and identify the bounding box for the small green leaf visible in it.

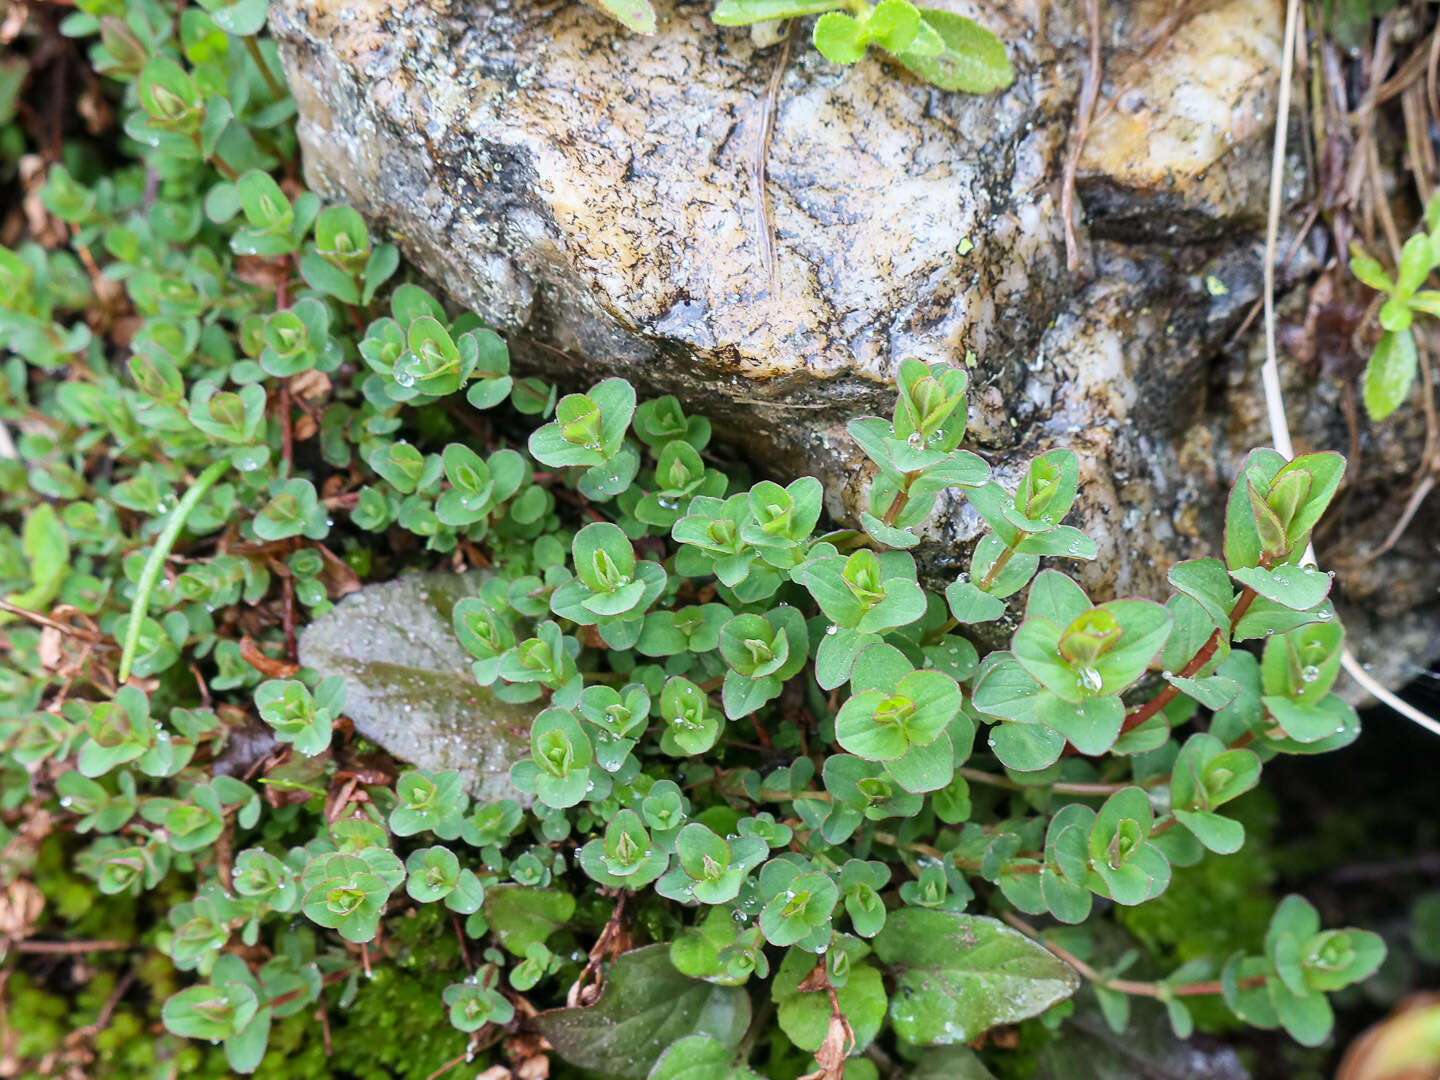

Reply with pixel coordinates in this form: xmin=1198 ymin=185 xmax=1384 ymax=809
xmin=1363 ymin=328 xmax=1418 ymax=420
xmin=894 ymin=12 xmax=1012 ymax=96
xmin=865 ymin=0 xmax=921 ymax=54
xmin=211 ymin=0 xmax=269 ymax=37
xmin=1229 ymin=563 xmax=1332 ymax=612
xmin=483 ymin=884 xmax=575 ymax=955
xmin=648 ymin=1035 xmax=763 ymax=1080
xmin=813 ymin=12 xmax=867 ymax=64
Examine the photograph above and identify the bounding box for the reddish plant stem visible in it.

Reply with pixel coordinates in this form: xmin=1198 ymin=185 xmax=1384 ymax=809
xmin=265 ymin=969 xmax=351 ymax=1013
xmin=1004 ymin=913 xmax=1267 ymax=998
xmin=281 ymin=572 xmax=298 ymax=661
xmin=1109 ymin=974 xmax=1268 ymax=998
xmin=453 ymin=913 xmax=473 ymax=971
xmin=243 ymin=35 xmax=286 ymax=101
xmin=424 ymin=1051 xmax=472 ymax=1080
xmin=750 ymin=715 xmax=774 ymax=749
xmin=880 ymin=481 xmax=913 ymax=528
xmin=977 ymin=539 xmax=1020 ymax=591
xmin=0 ymin=601 xmax=103 ymax=641
xmin=1149 ymin=816 xmax=1179 ymax=838
xmin=1062 ymin=584 xmax=1260 ymax=759
xmin=279 ymin=382 xmax=294 ymax=468
xmin=9 ymin=939 xmax=130 ymax=954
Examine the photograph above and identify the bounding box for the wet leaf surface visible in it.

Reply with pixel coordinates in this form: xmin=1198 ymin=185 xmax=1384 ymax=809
xmin=298 ymin=571 xmax=534 ymax=802
xmin=537 ymin=945 xmax=751 ymax=1079
xmin=873 ymin=908 xmax=1080 ymax=1045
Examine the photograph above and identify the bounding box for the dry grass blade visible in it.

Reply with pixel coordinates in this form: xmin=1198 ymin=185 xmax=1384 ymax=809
xmin=1261 ymin=0 xmax=1440 ymax=737
xmin=1061 ymin=0 xmax=1101 ymax=273
xmin=753 ymin=23 xmax=794 ymax=297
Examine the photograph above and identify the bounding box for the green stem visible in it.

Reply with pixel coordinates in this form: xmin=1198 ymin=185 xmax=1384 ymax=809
xmin=189 ymin=132 xmax=241 ymax=180
xmin=977 ymin=531 xmax=1026 ymax=591
xmin=956 ymin=766 xmax=1135 ymax=796
xmin=1111 ymin=584 xmax=1259 ymax=740
xmin=921 ymin=615 xmax=959 ymax=646
xmin=118 ymin=458 xmax=231 ymax=683
xmin=243 ymin=35 xmax=287 ymax=102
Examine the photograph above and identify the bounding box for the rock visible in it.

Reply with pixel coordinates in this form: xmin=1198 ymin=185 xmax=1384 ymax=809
xmin=297 ymin=571 xmax=533 ymax=801
xmin=1077 ymin=0 xmax=1282 ymax=243
xmin=272 ymin=0 xmax=1438 ymax=686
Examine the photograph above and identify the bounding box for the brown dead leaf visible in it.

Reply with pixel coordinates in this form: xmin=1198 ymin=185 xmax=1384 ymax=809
xmin=315 ymin=543 xmax=361 ymax=599
xmin=797 ymin=961 xmax=830 ymax=994
xmin=475 ymin=1069 xmax=513 ymax=1080
xmin=234 ymin=255 xmax=291 ymax=291
xmin=566 ymin=893 xmax=634 ymax=1007
xmin=459 ymin=539 xmax=491 ymax=570
xmin=210 ymin=711 xmax=279 ymax=780
xmin=320 ymin=474 xmax=352 ymax=500
xmin=77 ymin=84 xmax=113 ymax=135
xmin=0 ymin=2 xmax=28 ymax=44
xmin=2 ymin=206 xmax=25 ymax=247
xmin=240 ymin=635 xmax=301 ymax=678
xmin=992 ymin=1027 xmax=1020 ymax=1049
xmin=505 ymin=1032 xmax=551 ymax=1080
xmin=38 ymin=627 xmax=63 ymax=671
xmin=0 ymin=806 xmax=52 ymax=878
xmin=107 ymin=315 xmax=141 ymax=349
xmin=0 ymin=880 xmax=45 ymax=941
xmin=19 ymin=156 xmax=65 ymax=248
xmin=290 ymin=369 xmax=332 ymax=401
xmin=799 ymin=989 xmax=854 ymax=1080
xmin=229 ymin=536 xmax=303 ymax=561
